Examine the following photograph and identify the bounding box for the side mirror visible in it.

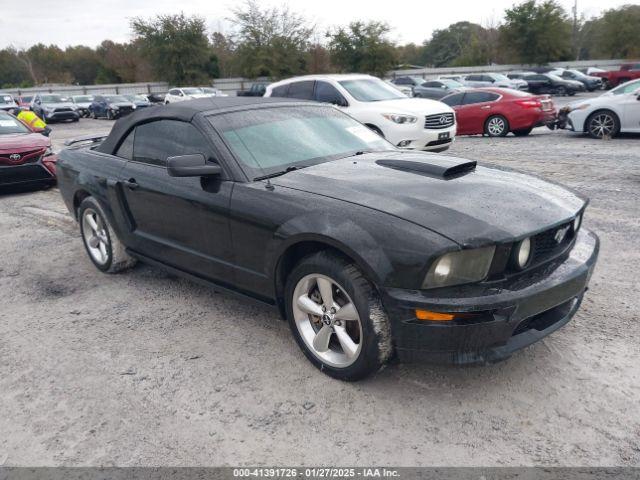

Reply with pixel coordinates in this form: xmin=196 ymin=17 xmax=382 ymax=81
xmin=333 ymin=97 xmax=348 ymax=107
xmin=167 ymin=154 xmax=221 ymax=177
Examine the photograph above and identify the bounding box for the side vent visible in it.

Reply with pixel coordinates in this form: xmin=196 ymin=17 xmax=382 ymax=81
xmin=376 ymin=155 xmax=477 ymax=180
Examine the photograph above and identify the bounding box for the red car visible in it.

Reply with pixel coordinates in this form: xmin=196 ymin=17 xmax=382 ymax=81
xmin=441 ymin=88 xmax=557 ymax=137
xmin=0 ymin=111 xmax=57 ymax=189
xmin=17 ymin=95 xmax=33 ymax=110
xmin=592 ymin=62 xmax=640 ymax=89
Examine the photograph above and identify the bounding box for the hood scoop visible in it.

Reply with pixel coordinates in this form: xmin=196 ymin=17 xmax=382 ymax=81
xmin=376 ymin=155 xmax=477 ymax=180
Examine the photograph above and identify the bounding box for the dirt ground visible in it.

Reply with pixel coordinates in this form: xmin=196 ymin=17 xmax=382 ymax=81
xmin=1 ymin=95 xmax=639 ymax=466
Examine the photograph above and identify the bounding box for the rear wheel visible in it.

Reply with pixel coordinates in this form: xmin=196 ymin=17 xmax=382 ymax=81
xmin=513 ymin=127 xmax=533 ymax=136
xmin=586 ymin=110 xmax=620 ymax=139
xmin=285 ymin=251 xmax=392 ymax=381
xmin=78 ymin=197 xmax=136 ymax=273
xmin=484 ymin=115 xmax=509 ymax=137
xmin=556 ymin=86 xmax=567 ymax=96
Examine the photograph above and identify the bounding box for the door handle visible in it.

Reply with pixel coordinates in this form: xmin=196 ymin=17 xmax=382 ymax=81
xmin=123 ymin=178 xmax=139 ymax=190
xmin=480 ymin=105 xmax=491 ymax=110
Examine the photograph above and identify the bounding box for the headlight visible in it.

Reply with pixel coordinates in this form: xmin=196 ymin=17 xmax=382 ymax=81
xmin=382 ymin=113 xmax=418 ymax=124
xmin=422 ymin=246 xmax=495 ymax=289
xmin=570 ymin=103 xmax=590 ymax=112
xmin=573 ymin=213 xmax=582 ymax=232
xmin=512 ymin=237 xmax=532 ymax=270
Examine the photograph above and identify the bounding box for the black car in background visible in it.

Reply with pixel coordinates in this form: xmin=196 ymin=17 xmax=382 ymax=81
xmin=553 ymin=69 xmax=603 ymax=91
xmin=146 ymin=92 xmax=166 ymax=104
xmin=523 ymin=73 xmax=585 ymax=96
xmin=89 ymin=95 xmax=136 ymax=119
xmin=57 ymin=97 xmax=598 ymax=380
xmin=412 ymin=79 xmax=466 ymax=99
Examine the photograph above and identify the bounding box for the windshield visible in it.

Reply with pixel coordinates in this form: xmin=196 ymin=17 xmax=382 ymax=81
xmin=209 ymin=105 xmax=392 ymax=179
xmin=0 ymin=95 xmax=14 ymax=105
xmin=609 ymin=79 xmax=640 ymax=95
xmin=182 ymin=87 xmax=203 ymax=95
xmin=0 ymin=112 xmax=30 ymax=134
xmin=547 ymin=74 xmax=564 ymax=82
xmin=21 ymin=96 xmax=33 ymax=102
xmin=339 ymin=78 xmax=406 ymax=102
xmin=41 ymin=95 xmax=69 ymax=103
xmin=73 ymin=95 xmax=93 ymax=102
xmin=104 ymin=95 xmax=128 ymax=103
xmin=440 ymin=79 xmax=463 ymax=88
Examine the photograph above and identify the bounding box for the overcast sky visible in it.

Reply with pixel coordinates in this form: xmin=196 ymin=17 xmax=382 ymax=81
xmin=0 ymin=0 xmax=635 ymax=49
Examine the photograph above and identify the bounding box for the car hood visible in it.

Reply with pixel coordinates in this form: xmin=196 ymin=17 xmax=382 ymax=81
xmin=272 ymin=151 xmax=585 ymax=247
xmin=0 ymin=132 xmax=49 ymax=151
xmin=366 ymin=98 xmax=454 ymax=114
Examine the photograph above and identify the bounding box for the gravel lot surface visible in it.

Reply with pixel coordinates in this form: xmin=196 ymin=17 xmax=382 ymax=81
xmin=1 ymin=92 xmax=639 ymax=466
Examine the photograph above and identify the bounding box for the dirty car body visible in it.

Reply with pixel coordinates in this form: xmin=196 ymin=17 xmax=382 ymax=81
xmin=56 ymin=97 xmax=599 ymax=379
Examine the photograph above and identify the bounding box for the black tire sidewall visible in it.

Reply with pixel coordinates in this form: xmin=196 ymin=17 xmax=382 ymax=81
xmin=285 ymin=253 xmax=386 ymax=381
xmin=78 ymin=197 xmax=114 ymax=272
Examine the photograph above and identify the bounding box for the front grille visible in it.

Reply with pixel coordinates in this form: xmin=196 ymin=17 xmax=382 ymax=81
xmin=0 ymin=164 xmax=53 ymax=185
xmin=54 ymin=108 xmax=73 ymax=113
xmin=425 ymin=112 xmax=455 ymax=129
xmin=531 ymin=221 xmax=574 ymax=264
xmin=0 ymin=148 xmax=44 ymax=166
xmin=426 ymin=138 xmax=453 ymax=147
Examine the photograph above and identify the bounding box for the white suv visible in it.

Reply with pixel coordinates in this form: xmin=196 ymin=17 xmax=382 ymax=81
xmin=164 ymin=87 xmax=211 ymax=104
xmin=265 ymin=74 xmax=457 ymax=152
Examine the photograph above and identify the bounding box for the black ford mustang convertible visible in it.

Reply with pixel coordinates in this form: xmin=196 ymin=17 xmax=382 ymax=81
xmin=57 ymin=97 xmax=599 ymax=380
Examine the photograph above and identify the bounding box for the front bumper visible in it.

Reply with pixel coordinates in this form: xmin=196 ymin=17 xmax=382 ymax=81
xmin=45 ymin=110 xmax=79 ymax=121
xmin=0 ymin=163 xmax=56 ymax=187
xmin=381 ymin=229 xmax=599 ymax=364
xmin=385 ymin=123 xmax=457 ymax=152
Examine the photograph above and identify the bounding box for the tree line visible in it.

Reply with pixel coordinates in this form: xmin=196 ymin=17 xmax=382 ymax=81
xmin=1 ymin=0 xmax=638 ymax=89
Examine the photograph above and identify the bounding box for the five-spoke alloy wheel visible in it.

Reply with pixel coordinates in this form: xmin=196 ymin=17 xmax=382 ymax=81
xmin=292 ymin=274 xmax=363 ymax=368
xmin=78 ymin=196 xmax=137 ymax=273
xmin=285 ymin=251 xmax=392 ymax=381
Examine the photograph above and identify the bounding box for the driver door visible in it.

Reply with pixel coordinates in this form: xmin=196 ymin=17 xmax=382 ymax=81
xmin=116 ymin=119 xmax=235 ymax=283
xmin=621 ymin=92 xmax=640 ymax=132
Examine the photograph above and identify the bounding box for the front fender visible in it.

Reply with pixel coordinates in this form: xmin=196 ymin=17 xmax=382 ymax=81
xmin=269 ymin=212 xmax=393 ymax=286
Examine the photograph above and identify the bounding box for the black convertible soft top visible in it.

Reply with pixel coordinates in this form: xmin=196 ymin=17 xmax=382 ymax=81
xmin=97 ymin=96 xmax=300 ymax=155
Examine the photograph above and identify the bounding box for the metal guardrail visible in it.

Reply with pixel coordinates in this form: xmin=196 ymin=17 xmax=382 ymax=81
xmin=1 ymin=59 xmax=630 ymax=98
xmin=3 ymin=82 xmax=169 ymax=97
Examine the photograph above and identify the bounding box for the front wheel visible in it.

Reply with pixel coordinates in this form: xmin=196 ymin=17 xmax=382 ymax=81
xmin=586 ymin=110 xmax=620 ymax=139
xmin=556 ymin=86 xmax=567 ymax=96
xmin=106 ymin=110 xmax=114 ymax=120
xmin=78 ymin=197 xmax=137 ymax=273
xmin=285 ymin=251 xmax=392 ymax=381
xmin=484 ymin=115 xmax=509 ymax=137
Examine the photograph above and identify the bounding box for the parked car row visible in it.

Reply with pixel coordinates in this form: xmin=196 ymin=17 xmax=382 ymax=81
xmin=392 ymin=70 xmax=590 ymax=98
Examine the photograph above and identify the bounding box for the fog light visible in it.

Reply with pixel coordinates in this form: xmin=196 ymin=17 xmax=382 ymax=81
xmin=514 ymin=237 xmax=532 ymax=270
xmin=397 ymin=140 xmax=412 ymax=147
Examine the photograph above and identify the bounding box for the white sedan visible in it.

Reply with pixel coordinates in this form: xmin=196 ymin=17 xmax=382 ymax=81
xmin=265 ymin=74 xmax=456 ymax=152
xmin=164 ymin=87 xmax=211 ymax=104
xmin=561 ymin=79 xmax=640 ymax=138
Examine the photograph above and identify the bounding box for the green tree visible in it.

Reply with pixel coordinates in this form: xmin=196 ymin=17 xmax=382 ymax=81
xmin=230 ymin=0 xmax=314 ymax=79
xmin=582 ymin=5 xmax=640 ymax=59
xmin=501 ymin=0 xmax=572 ymax=64
xmin=327 ymin=21 xmax=396 ymax=77
xmin=131 ymin=13 xmax=213 ymax=85
xmin=422 ymin=22 xmax=488 ymax=67
xmin=0 ymin=48 xmax=32 ymax=88
xmin=65 ymin=46 xmax=102 ymax=84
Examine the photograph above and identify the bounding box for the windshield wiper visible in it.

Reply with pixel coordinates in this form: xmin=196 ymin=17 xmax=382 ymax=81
xmin=254 ymin=165 xmax=306 ymax=181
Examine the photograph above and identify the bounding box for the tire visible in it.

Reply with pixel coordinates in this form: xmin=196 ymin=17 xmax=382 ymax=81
xmin=513 ymin=127 xmax=533 ymax=136
xmin=78 ymin=197 xmax=137 ymax=273
xmin=484 ymin=115 xmax=509 ymax=137
xmin=72 ymin=117 xmax=79 ymax=122
xmin=106 ymin=110 xmax=114 ymax=120
xmin=602 ymin=79 xmax=611 ymax=90
xmin=556 ymin=86 xmax=567 ymax=96
xmin=568 ymin=91 xmax=576 ymax=96
xmin=585 ymin=110 xmax=620 ymax=139
xmin=91 ymin=110 xmax=97 ymax=119
xmin=285 ymin=251 xmax=392 ymax=381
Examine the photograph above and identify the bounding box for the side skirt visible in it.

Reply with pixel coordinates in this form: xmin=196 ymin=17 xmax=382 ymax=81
xmin=126 ymin=249 xmax=279 ymax=312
